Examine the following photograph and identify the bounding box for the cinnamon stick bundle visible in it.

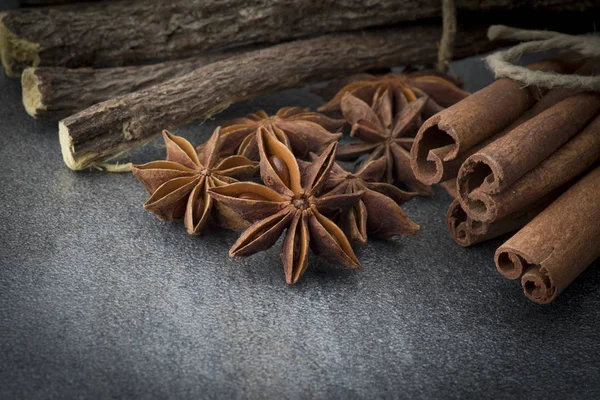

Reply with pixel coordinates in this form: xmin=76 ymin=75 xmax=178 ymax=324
xmin=446 ymin=197 xmax=552 ymax=247
xmin=21 ymin=49 xmax=254 ymax=119
xmin=409 ymin=60 xmax=566 ymax=185
xmin=456 ymin=93 xmax=600 ymax=221
xmin=495 ymin=164 xmax=600 ymax=304
xmin=57 ymin=23 xmax=506 ymax=171
xmin=412 ymin=59 xmax=596 ymax=187
xmin=457 ymin=114 xmax=600 ymax=224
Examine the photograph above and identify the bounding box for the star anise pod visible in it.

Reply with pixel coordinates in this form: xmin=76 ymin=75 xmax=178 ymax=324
xmin=338 ymin=88 xmax=434 ymax=196
xmin=318 ymin=71 xmax=469 ymax=117
xmin=208 ymin=128 xmax=363 ymax=284
xmin=132 ymin=129 xmax=258 ymax=235
xmin=207 ymin=107 xmax=344 ymax=160
xmin=322 ymin=157 xmax=420 ymax=244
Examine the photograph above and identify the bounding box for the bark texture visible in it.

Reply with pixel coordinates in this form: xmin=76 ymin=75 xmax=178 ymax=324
xmin=1 ymin=0 xmax=598 ymax=76
xmin=19 ymin=0 xmax=102 ymax=5
xmin=22 ymin=48 xmax=255 ymax=119
xmin=58 ymin=23 xmax=506 ymax=170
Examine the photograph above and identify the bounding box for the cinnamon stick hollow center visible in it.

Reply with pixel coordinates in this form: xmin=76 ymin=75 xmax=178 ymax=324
xmin=410 ymin=60 xmax=566 ymax=185
xmin=457 ymin=92 xmax=600 ymax=222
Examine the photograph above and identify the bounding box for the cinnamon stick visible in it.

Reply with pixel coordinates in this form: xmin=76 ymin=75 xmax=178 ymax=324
xmin=410 ymin=60 xmax=566 ymax=185
xmin=57 ymin=23 xmax=506 ymax=170
xmin=22 ymin=48 xmax=255 ymax=119
xmin=464 ymin=114 xmax=600 ymax=231
xmin=495 ymin=164 xmax=600 ymax=304
xmin=457 ymin=94 xmax=600 ymax=221
xmin=446 ymin=197 xmax=553 ymax=247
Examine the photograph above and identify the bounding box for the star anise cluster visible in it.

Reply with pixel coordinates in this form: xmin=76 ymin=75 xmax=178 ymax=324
xmin=320 ymin=157 xmax=420 ymax=245
xmin=209 ymin=128 xmax=363 ymax=284
xmin=132 ymin=71 xmax=468 ymax=284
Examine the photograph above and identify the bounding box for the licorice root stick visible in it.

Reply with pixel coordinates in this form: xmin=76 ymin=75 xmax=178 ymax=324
xmin=21 ymin=49 xmax=256 ymax=120
xmin=57 ymin=23 xmax=503 ymax=171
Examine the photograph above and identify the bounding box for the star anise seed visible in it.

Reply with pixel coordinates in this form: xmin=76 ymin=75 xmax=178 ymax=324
xmin=208 ymin=128 xmax=363 ymax=284
xmin=323 ymin=157 xmax=420 ymax=244
xmin=318 ymin=72 xmax=469 ymax=117
xmin=132 ymin=129 xmax=258 ymax=235
xmin=338 ymin=88 xmax=435 ymax=196
xmin=202 ymin=107 xmax=344 ymax=160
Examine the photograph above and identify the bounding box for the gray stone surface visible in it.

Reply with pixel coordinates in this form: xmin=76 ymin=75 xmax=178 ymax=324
xmin=1 ymin=24 xmax=599 ymax=400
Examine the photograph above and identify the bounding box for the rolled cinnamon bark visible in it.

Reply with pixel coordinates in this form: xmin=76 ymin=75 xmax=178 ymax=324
xmin=457 ymin=94 xmax=600 ymax=221
xmin=457 ymin=115 xmax=600 ymax=224
xmin=428 ymin=59 xmax=597 ymax=188
xmin=410 ymin=60 xmax=565 ymax=185
xmin=446 ymin=195 xmax=554 ymax=247
xmin=495 ymin=164 xmax=600 ymax=304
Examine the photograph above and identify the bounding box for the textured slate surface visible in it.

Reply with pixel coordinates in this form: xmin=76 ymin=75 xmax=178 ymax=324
xmin=1 ymin=28 xmax=600 ymax=400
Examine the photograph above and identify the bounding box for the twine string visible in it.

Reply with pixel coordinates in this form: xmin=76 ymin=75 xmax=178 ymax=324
xmin=485 ymin=25 xmax=600 ymax=91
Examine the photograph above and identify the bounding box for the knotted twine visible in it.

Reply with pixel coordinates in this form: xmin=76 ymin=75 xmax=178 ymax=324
xmin=485 ymin=25 xmax=600 ymax=91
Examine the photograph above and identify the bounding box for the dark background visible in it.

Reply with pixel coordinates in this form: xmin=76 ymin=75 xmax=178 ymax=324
xmin=1 ymin=2 xmax=599 ymax=399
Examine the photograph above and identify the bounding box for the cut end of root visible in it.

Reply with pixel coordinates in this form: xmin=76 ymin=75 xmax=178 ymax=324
xmin=0 ymin=15 xmax=42 ymax=77
xmin=59 ymin=121 xmax=83 ymax=170
xmin=495 ymin=250 xmax=529 ymax=280
xmin=522 ymin=266 xmax=555 ymax=304
xmin=21 ymin=67 xmax=44 ymax=118
xmin=411 ymin=120 xmax=457 ymax=185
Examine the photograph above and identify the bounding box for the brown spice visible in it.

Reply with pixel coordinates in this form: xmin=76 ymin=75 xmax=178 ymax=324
xmin=210 ymin=107 xmax=343 ymax=160
xmin=446 ymin=195 xmax=556 ymax=248
xmin=208 ymin=128 xmax=362 ymax=284
xmin=458 ymin=112 xmax=600 ymax=224
xmin=338 ymin=88 xmax=434 ymax=195
xmin=132 ymin=129 xmax=258 ymax=235
xmin=318 ymin=72 xmax=468 ymax=118
xmin=410 ymin=60 xmax=567 ymax=185
xmin=457 ymin=92 xmax=600 ymax=221
xmin=495 ymin=164 xmax=600 ymax=304
xmin=322 ymin=157 xmax=419 ymax=244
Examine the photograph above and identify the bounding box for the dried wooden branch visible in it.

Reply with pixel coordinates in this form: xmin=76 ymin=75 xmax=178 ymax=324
xmin=58 ymin=24 xmax=500 ymax=170
xmin=1 ymin=0 xmax=597 ymax=76
xmin=57 ymin=8 xmax=600 ymax=171
xmin=22 ymin=47 xmax=257 ymax=119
